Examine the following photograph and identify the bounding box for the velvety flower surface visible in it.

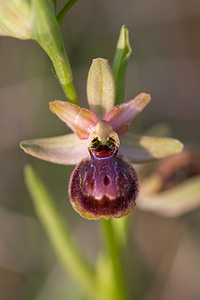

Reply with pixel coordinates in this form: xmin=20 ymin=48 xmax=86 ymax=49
xmin=20 ymin=58 xmax=183 ymax=220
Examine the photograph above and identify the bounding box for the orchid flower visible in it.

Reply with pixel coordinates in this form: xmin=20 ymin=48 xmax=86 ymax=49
xmin=20 ymin=58 xmax=183 ymax=220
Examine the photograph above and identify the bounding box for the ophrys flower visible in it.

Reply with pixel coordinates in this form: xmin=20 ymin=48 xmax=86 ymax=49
xmin=20 ymin=58 xmax=183 ymax=220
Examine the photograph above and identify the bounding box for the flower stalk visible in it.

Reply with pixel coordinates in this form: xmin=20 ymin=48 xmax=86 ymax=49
xmin=31 ymin=0 xmax=79 ymax=104
xmin=57 ymin=0 xmax=79 ymax=25
xmin=100 ymin=218 xmax=130 ymax=300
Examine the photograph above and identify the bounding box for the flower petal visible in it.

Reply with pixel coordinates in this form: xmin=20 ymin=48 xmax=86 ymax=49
xmin=105 ymin=93 xmax=151 ymax=135
xmin=49 ymin=101 xmax=98 ymax=139
xmin=119 ymin=133 xmax=183 ymax=163
xmin=20 ymin=133 xmax=89 ymax=165
xmin=87 ymin=58 xmax=115 ymax=120
xmin=138 ymin=175 xmax=200 ymax=217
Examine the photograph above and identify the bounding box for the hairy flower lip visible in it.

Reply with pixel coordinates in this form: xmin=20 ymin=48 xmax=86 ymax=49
xmin=69 ymin=153 xmax=139 ymax=220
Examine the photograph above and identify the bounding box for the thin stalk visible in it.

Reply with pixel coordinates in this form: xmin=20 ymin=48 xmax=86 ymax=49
xmin=31 ymin=0 xmax=79 ymax=104
xmin=52 ymin=0 xmax=57 ymax=12
xmin=101 ymin=219 xmax=130 ymax=300
xmin=57 ymin=0 xmax=79 ymax=25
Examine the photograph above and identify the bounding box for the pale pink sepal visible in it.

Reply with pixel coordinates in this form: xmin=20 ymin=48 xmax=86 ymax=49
xmin=50 ymin=101 xmax=98 ymax=139
xmin=20 ymin=133 xmax=89 ymax=165
xmin=105 ymin=93 xmax=151 ymax=135
xmin=119 ymin=132 xmax=183 ymax=163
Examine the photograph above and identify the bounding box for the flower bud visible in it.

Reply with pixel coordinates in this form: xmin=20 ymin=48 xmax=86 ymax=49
xmin=0 ymin=0 xmax=31 ymax=39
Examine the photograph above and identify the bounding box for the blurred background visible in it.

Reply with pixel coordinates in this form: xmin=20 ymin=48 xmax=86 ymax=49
xmin=0 ymin=0 xmax=200 ymax=299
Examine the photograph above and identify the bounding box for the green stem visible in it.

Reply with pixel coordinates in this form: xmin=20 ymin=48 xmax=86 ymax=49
xmin=31 ymin=0 xmax=79 ymax=104
xmin=101 ymin=219 xmax=130 ymax=300
xmin=24 ymin=165 xmax=96 ymax=299
xmin=57 ymin=0 xmax=79 ymax=25
xmin=52 ymin=0 xmax=57 ymax=12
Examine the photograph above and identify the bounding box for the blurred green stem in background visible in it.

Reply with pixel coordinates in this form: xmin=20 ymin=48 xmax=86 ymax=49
xmin=57 ymin=0 xmax=79 ymax=25
xmin=31 ymin=0 xmax=79 ymax=104
xmin=52 ymin=0 xmax=57 ymax=12
xmin=24 ymin=165 xmax=96 ymax=300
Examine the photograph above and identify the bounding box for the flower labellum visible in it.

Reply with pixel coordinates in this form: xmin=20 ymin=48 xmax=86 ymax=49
xmin=20 ymin=58 xmax=183 ymax=220
xmin=70 ymin=121 xmax=139 ymax=219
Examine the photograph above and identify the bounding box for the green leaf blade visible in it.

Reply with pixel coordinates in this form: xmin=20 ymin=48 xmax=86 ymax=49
xmin=113 ymin=25 xmax=132 ymax=105
xmin=24 ymin=165 xmax=96 ymax=299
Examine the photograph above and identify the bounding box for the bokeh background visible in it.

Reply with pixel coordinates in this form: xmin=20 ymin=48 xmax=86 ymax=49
xmin=0 ymin=0 xmax=200 ymax=299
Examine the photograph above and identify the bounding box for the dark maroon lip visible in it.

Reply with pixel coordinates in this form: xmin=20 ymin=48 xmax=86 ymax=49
xmin=69 ymin=152 xmax=139 ymax=219
xmin=89 ymin=145 xmax=117 ymax=158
